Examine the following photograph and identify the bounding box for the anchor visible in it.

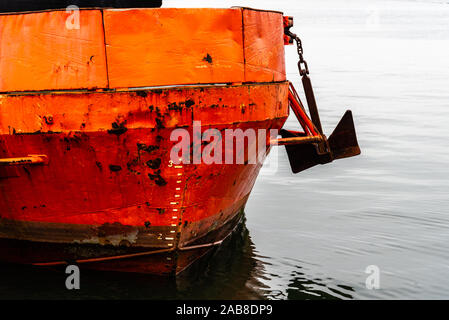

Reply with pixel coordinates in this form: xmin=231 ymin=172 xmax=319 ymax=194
xmin=272 ymin=17 xmax=361 ymax=173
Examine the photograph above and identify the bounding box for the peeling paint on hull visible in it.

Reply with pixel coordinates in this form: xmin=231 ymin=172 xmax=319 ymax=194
xmin=0 ymin=82 xmax=289 ymax=275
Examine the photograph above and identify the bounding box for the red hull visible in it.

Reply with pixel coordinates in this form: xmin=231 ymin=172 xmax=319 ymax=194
xmin=0 ymin=7 xmax=290 ymax=275
xmin=0 ymin=83 xmax=289 ymax=275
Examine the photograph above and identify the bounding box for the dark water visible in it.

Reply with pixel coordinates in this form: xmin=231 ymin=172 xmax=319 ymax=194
xmin=1 ymin=0 xmax=449 ymax=299
xmin=0 ymin=220 xmax=352 ymax=300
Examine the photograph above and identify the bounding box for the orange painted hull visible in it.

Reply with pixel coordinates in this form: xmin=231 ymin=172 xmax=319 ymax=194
xmin=0 ymin=83 xmax=289 ymax=274
xmin=0 ymin=7 xmax=290 ymax=275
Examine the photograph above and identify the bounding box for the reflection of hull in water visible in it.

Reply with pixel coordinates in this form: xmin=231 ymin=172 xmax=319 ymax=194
xmin=0 ymin=216 xmax=268 ymax=299
xmin=0 ymin=216 xmax=355 ymax=299
xmin=175 ymin=217 xmax=269 ymax=300
xmin=286 ymin=268 xmax=355 ymax=300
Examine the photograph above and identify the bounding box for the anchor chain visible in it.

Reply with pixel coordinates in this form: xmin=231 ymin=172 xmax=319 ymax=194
xmin=284 ymin=25 xmax=329 ymax=155
xmin=285 ymin=29 xmax=309 ymax=76
xmin=280 ymin=17 xmax=360 ymax=173
xmin=285 ymin=28 xmax=323 ymax=134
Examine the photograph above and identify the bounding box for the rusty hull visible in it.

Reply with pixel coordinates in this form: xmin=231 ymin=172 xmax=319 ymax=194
xmin=0 ymin=82 xmax=289 ymax=275
xmin=0 ymin=7 xmax=290 ymax=275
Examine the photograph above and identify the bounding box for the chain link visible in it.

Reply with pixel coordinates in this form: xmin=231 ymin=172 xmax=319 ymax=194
xmin=286 ymin=30 xmax=310 ymax=76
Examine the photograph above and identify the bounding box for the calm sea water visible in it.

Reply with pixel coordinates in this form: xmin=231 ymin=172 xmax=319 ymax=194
xmin=1 ymin=0 xmax=449 ymax=299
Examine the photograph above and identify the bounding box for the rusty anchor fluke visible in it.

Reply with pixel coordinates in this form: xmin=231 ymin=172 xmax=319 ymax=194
xmin=271 ymin=80 xmax=360 ymax=174
xmin=278 ymin=109 xmax=360 ymax=174
xmin=271 ymin=79 xmax=360 ymax=174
